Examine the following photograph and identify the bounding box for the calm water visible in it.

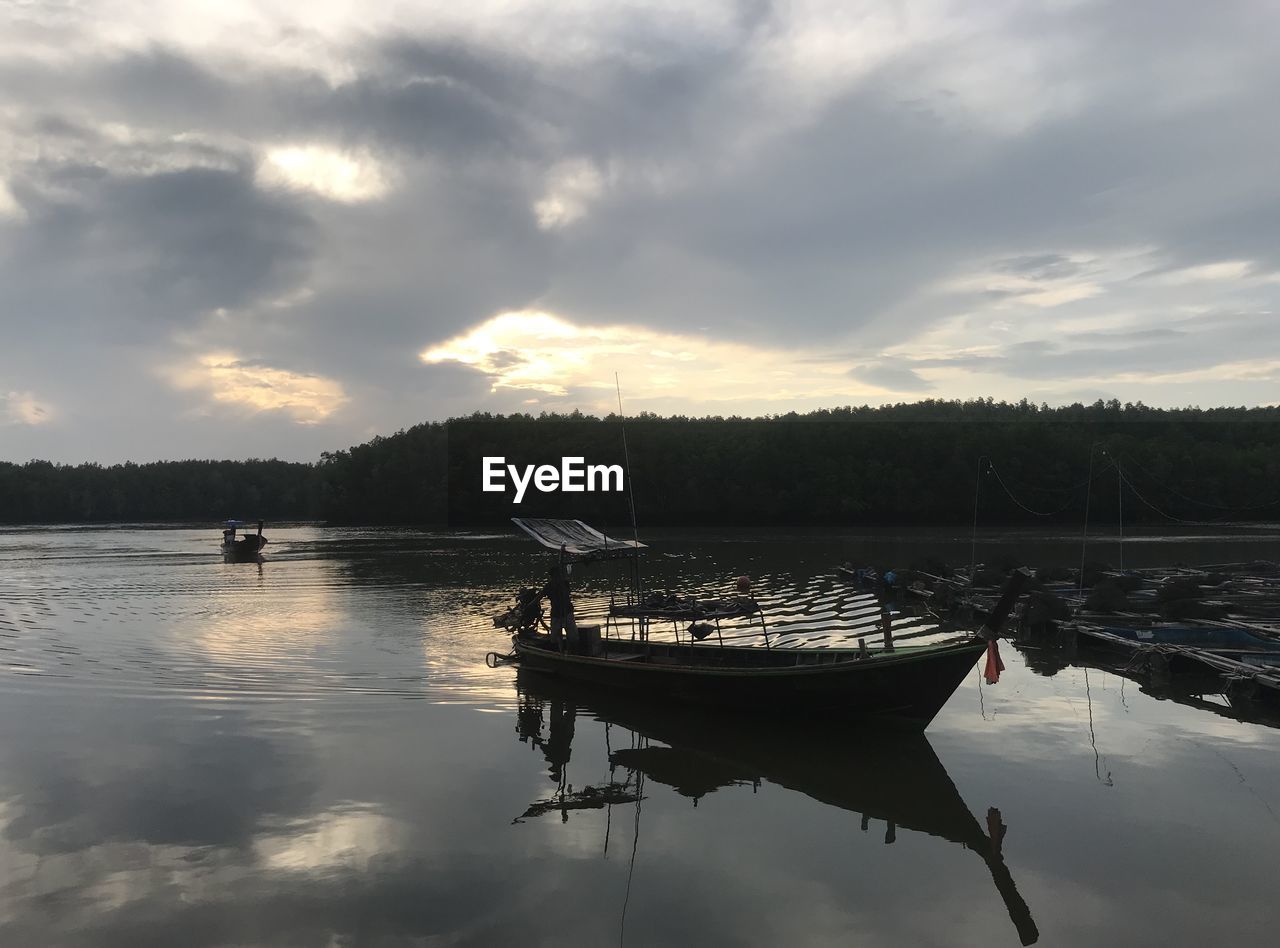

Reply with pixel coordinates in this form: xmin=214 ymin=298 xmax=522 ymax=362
xmin=1 ymin=524 xmax=1279 ymax=946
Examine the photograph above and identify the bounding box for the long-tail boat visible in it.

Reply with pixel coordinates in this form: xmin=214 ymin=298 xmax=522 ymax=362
xmin=493 ymin=519 xmax=1028 ymax=729
xmin=220 ymin=519 xmax=267 ymax=562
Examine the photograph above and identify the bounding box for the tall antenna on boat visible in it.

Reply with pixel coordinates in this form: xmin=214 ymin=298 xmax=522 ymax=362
xmin=616 ymin=373 xmax=642 ymax=599
xmin=615 ymin=374 xmax=640 ymax=543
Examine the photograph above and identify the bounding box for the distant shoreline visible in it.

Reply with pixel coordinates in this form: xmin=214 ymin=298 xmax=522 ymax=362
xmin=4 ymin=400 xmax=1279 ymax=527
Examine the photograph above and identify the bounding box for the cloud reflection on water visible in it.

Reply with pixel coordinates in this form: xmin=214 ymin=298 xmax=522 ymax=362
xmin=0 ymin=527 xmax=1277 ymax=945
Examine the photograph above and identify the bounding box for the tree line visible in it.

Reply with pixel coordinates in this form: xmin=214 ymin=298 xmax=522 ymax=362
xmin=2 ymin=399 xmax=1278 ymax=526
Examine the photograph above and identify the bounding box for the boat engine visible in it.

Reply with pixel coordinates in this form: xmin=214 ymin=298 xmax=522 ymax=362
xmin=494 ymin=587 xmax=545 ymax=635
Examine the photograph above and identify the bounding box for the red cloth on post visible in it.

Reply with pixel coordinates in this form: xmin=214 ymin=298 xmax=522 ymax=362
xmin=984 ymin=639 xmax=1005 ymax=685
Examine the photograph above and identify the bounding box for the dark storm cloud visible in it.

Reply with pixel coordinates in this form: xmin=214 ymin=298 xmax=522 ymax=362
xmin=98 ymin=46 xmax=236 ymax=120
xmin=0 ymin=36 xmax=560 ymax=337
xmin=103 ymin=167 xmax=314 ymax=314
xmin=3 ymin=156 xmax=315 ymax=341
xmin=51 ymin=37 xmax=549 ymax=158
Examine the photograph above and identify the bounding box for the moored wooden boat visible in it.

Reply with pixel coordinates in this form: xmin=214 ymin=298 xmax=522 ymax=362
xmin=495 ymin=518 xmax=1030 ymax=728
xmin=512 ymin=634 xmax=986 ymax=727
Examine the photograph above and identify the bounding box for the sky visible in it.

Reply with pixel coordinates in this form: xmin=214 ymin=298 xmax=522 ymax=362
xmin=1 ymin=0 xmax=1278 ymax=463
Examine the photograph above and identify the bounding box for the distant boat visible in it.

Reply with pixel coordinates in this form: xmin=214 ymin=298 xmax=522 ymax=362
xmin=220 ymin=520 xmax=267 ymax=562
xmin=494 ymin=518 xmax=1029 ymax=729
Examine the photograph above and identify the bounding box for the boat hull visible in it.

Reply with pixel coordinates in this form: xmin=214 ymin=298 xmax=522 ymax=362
xmin=221 ymin=536 xmax=267 ymax=562
xmin=512 ymin=637 xmax=984 ymax=728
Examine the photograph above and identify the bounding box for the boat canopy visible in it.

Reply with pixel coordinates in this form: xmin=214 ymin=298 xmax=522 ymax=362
xmin=511 ymin=518 xmax=646 ymax=560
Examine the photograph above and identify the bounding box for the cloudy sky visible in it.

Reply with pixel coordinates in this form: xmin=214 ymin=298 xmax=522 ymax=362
xmin=1 ymin=0 xmax=1277 ymax=462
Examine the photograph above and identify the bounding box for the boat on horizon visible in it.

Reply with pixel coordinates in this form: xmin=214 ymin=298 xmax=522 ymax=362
xmin=220 ymin=519 xmax=267 ymax=562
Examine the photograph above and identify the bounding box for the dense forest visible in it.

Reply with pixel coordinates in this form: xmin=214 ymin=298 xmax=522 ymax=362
xmin=0 ymin=459 xmax=319 ymax=523
xmin=2 ymin=399 xmax=1279 ymax=527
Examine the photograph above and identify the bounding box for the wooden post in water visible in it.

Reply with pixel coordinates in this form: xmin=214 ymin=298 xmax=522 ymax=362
xmin=979 ymin=569 xmax=1033 ymax=642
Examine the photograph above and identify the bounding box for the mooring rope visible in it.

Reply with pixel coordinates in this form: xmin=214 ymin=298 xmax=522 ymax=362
xmin=985 ymin=459 xmax=1095 ymax=517
xmin=981 ymin=449 xmax=1276 ymax=524
xmin=1119 ymin=453 xmax=1280 ymax=512
xmin=1116 ymin=467 xmax=1229 ymax=525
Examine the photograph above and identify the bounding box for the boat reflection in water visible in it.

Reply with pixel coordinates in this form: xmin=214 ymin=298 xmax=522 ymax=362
xmin=512 ymin=669 xmax=1039 ymax=946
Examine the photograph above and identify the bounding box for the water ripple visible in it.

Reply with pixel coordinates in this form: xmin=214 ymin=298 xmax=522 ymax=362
xmin=0 ymin=527 xmax=960 ymax=709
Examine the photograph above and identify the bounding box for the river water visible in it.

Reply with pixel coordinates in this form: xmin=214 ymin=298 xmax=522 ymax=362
xmin=0 ymin=524 xmax=1278 ymax=946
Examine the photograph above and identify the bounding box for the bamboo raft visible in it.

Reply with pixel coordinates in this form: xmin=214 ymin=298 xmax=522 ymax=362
xmin=902 ymin=560 xmax=1280 ymax=711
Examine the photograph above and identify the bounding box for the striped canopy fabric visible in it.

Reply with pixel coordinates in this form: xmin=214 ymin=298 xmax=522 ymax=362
xmin=511 ymin=518 xmax=646 ymax=559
